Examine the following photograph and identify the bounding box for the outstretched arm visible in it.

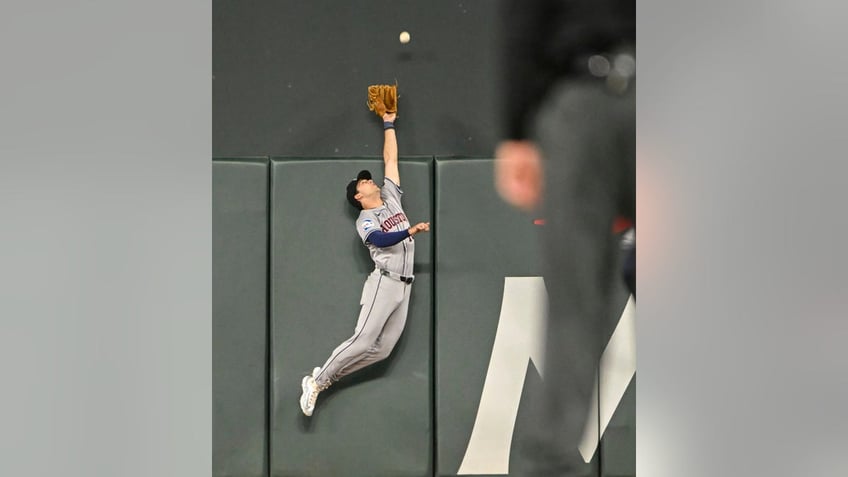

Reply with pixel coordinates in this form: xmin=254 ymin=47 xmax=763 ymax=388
xmin=366 ymin=222 xmax=429 ymax=248
xmin=382 ymin=112 xmax=400 ymax=185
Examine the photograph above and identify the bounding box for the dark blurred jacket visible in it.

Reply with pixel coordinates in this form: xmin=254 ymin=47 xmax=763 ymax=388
xmin=501 ymin=0 xmax=635 ymax=140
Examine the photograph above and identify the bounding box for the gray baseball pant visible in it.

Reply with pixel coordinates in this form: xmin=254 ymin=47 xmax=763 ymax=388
xmin=313 ymin=269 xmax=412 ymax=388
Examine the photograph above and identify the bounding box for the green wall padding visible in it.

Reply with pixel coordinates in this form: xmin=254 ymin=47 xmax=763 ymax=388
xmin=213 ymin=158 xmax=270 ymax=477
xmin=211 ymin=155 xmax=635 ymax=477
xmin=602 ymin=377 xmax=635 ymax=477
xmin=269 ymin=157 xmax=433 ymax=477
xmin=433 ymin=158 xmax=546 ymax=476
xmin=432 ymin=157 xmax=634 ymax=477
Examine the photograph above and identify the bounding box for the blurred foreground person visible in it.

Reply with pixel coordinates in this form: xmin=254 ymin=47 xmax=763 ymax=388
xmin=495 ymin=0 xmax=634 ymax=474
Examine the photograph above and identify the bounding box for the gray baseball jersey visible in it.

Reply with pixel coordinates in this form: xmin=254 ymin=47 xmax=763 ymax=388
xmin=355 ymin=178 xmax=414 ymax=277
xmin=312 ymin=177 xmax=415 ymax=389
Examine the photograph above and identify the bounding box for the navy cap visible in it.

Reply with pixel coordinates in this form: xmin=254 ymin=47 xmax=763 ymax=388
xmin=345 ymin=170 xmax=372 ymax=209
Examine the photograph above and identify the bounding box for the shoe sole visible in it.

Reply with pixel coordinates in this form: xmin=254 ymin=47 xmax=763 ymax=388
xmin=300 ymin=376 xmax=313 ymax=416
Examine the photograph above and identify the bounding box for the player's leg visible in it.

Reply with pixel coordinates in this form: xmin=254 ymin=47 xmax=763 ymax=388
xmin=312 ymin=272 xmax=404 ymax=388
xmin=335 ymin=280 xmax=411 ymax=375
xmin=300 ymin=272 xmax=402 ymax=416
xmin=368 ymin=281 xmax=411 ymax=361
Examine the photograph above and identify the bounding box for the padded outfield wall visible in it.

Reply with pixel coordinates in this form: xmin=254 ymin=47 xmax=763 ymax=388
xmin=212 ymin=156 xmax=635 ymax=477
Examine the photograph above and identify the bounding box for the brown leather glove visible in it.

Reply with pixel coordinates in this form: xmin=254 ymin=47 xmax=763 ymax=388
xmin=366 ymin=84 xmax=398 ymax=117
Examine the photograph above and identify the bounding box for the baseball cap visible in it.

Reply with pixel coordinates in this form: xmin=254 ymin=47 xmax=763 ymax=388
xmin=345 ymin=170 xmax=372 ymax=209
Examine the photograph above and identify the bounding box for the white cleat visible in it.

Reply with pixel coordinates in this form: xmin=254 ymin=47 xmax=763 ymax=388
xmin=299 ymin=367 xmax=324 ymax=417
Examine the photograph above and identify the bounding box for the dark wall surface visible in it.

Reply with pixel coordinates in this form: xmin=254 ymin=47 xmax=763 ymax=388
xmin=213 ymin=0 xmax=503 ymax=158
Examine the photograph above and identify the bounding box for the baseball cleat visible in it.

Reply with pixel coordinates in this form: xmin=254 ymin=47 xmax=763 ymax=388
xmin=299 ymin=368 xmax=324 ymax=417
xmin=300 ymin=375 xmax=318 ymax=416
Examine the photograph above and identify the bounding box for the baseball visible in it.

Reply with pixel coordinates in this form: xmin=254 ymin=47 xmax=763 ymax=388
xmin=399 ymin=31 xmax=411 ymax=44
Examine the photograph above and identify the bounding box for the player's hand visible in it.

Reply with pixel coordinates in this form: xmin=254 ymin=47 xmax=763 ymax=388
xmin=408 ymin=222 xmax=430 ymax=236
xmin=383 ymin=112 xmax=397 ymax=123
xmin=495 ymin=140 xmax=543 ymax=211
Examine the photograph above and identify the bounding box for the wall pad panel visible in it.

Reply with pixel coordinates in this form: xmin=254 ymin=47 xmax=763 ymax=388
xmin=269 ymin=157 xmax=433 ymax=477
xmin=213 ymin=158 xmax=270 ymax=477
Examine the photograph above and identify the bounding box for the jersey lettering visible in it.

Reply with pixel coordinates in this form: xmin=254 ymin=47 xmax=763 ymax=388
xmin=381 ymin=212 xmax=408 ymax=232
xmin=356 ymin=193 xmax=414 ymax=276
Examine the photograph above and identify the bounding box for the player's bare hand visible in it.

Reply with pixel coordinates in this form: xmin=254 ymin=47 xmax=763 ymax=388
xmin=408 ymin=222 xmax=430 ymax=235
xmin=383 ymin=112 xmax=397 ymax=123
xmin=495 ymin=140 xmax=543 ymax=211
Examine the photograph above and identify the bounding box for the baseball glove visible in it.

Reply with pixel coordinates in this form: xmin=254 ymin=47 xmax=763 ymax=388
xmin=366 ymin=84 xmax=398 ymax=117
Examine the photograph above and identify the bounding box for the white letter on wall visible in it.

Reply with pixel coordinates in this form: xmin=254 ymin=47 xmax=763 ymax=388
xmin=457 ymin=277 xmax=548 ymax=475
xmin=458 ymin=278 xmax=636 ymax=474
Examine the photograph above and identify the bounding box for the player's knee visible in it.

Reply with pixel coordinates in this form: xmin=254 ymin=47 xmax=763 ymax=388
xmin=348 ymin=339 xmax=376 ymax=357
xmin=373 ymin=340 xmax=400 ymax=361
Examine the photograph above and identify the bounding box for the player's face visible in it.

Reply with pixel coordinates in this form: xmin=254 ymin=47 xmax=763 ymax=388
xmin=357 ymin=179 xmax=379 ymax=196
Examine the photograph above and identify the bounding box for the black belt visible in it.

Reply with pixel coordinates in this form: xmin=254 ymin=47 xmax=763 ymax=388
xmin=380 ymin=269 xmax=414 ymax=284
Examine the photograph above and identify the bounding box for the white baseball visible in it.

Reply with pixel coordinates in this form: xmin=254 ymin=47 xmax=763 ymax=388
xmin=399 ymin=31 xmax=411 ymax=44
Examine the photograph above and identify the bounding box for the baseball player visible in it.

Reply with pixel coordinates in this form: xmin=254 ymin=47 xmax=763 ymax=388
xmin=299 ymin=109 xmax=430 ymax=417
